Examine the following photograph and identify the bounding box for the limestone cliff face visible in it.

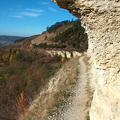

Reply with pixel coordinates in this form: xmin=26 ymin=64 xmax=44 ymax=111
xmin=52 ymin=0 xmax=120 ymax=120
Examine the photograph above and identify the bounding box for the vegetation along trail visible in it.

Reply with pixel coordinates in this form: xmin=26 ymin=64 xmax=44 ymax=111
xmin=49 ymin=54 xmax=91 ymax=120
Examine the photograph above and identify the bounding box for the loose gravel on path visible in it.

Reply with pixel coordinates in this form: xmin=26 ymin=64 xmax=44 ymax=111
xmin=48 ymin=55 xmax=90 ymax=120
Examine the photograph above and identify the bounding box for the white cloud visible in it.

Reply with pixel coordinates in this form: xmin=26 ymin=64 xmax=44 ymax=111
xmin=19 ymin=12 xmax=41 ymax=17
xmin=11 ymin=15 xmax=23 ymax=18
xmin=10 ymin=8 xmax=45 ymax=18
xmin=40 ymin=2 xmax=50 ymax=5
xmin=48 ymin=6 xmax=57 ymax=12
xmin=24 ymin=8 xmax=45 ymax=13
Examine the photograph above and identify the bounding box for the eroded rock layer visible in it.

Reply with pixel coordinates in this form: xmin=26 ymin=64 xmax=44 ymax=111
xmin=52 ymin=0 xmax=120 ymax=120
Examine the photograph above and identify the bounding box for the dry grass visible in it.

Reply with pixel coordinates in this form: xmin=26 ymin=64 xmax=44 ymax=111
xmin=19 ymin=57 xmax=79 ymax=120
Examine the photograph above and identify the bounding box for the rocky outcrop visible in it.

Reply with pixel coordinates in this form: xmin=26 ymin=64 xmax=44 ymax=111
xmin=46 ymin=50 xmax=82 ymax=58
xmin=52 ymin=0 xmax=120 ymax=120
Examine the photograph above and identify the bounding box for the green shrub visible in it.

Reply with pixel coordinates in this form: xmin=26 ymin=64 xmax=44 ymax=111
xmin=52 ymin=20 xmax=88 ymax=51
xmin=46 ymin=20 xmax=72 ymax=33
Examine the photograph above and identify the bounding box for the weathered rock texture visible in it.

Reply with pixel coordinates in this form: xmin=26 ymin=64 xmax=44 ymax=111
xmin=46 ymin=50 xmax=82 ymax=58
xmin=52 ymin=0 xmax=120 ymax=120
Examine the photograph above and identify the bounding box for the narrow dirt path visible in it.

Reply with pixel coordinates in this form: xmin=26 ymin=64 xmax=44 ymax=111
xmin=48 ymin=55 xmax=90 ymax=120
xmin=60 ymin=56 xmax=89 ymax=120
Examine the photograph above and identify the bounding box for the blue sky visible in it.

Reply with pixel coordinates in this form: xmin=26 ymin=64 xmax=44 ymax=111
xmin=0 ymin=0 xmax=77 ymax=37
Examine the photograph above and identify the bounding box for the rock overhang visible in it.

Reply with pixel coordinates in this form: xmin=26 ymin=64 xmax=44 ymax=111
xmin=51 ymin=0 xmax=120 ymax=120
xmin=52 ymin=0 xmax=120 ymax=17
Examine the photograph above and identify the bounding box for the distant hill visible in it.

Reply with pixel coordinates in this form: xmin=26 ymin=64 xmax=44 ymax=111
xmin=0 ymin=35 xmax=24 ymax=47
xmin=10 ymin=20 xmax=88 ymax=52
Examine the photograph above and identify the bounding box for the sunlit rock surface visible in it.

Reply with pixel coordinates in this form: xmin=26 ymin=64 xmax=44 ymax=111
xmin=52 ymin=0 xmax=120 ymax=120
xmin=46 ymin=50 xmax=82 ymax=58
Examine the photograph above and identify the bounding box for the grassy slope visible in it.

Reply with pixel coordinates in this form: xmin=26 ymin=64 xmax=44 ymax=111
xmin=0 ymin=49 xmax=62 ymax=120
xmin=19 ymin=57 xmax=79 ymax=120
